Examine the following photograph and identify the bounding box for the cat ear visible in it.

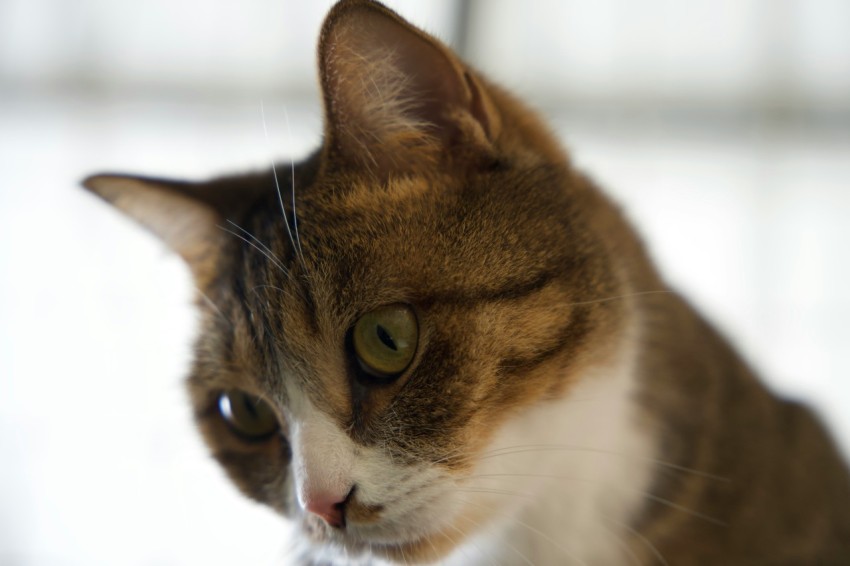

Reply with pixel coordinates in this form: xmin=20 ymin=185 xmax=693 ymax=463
xmin=318 ymin=0 xmax=501 ymax=174
xmin=82 ymin=173 xmax=226 ymax=282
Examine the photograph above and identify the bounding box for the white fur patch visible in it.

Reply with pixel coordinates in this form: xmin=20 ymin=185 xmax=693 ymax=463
xmin=441 ymin=326 xmax=656 ymax=566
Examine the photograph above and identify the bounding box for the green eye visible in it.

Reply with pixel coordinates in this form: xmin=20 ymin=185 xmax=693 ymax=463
xmin=218 ymin=390 xmax=279 ymax=439
xmin=352 ymin=304 xmax=418 ymax=379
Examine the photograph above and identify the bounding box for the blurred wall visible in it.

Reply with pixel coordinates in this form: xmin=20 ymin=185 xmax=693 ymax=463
xmin=3 ymin=0 xmax=849 ymax=111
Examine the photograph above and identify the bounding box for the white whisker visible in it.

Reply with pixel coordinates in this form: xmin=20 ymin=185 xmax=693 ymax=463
xmin=475 ymin=444 xmax=729 ymax=482
xmin=282 ymin=105 xmax=305 ymax=262
xmin=475 ymin=520 xmax=535 ymax=566
xmin=260 ymin=100 xmax=308 ymax=275
xmin=443 ymin=519 xmax=500 ymax=566
xmin=194 ymin=287 xmax=231 ymax=327
xmin=464 ymin=472 xmax=727 ymax=526
xmin=601 ymin=515 xmax=669 ymax=566
xmin=565 ymin=289 xmax=673 ymax=307
xmin=225 ymin=219 xmax=286 ymax=271
xmin=217 ymin=225 xmax=288 ymax=275
xmin=454 ymin=486 xmax=536 ymax=500
xmin=422 ymin=528 xmax=445 ymax=565
xmin=457 ymin=497 xmax=588 ymax=566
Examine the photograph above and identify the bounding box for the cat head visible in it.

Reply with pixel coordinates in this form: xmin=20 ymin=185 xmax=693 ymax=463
xmin=83 ymin=0 xmax=635 ymax=561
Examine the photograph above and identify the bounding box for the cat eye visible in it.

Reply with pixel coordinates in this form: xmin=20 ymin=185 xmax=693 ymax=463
xmin=218 ymin=390 xmax=279 ymax=440
xmin=352 ymin=304 xmax=418 ymax=380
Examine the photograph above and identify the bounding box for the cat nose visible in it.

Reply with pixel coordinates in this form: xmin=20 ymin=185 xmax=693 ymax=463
xmin=304 ymin=487 xmax=354 ymax=529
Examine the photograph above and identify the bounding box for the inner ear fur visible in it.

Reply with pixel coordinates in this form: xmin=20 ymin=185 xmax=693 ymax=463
xmin=318 ymin=0 xmax=501 ymax=175
xmin=82 ymin=173 xmax=243 ymax=284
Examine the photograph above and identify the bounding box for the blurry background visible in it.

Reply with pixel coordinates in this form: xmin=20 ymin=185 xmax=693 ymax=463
xmin=1 ymin=0 xmax=849 ymax=564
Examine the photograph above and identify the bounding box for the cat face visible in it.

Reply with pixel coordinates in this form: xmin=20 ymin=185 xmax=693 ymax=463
xmin=186 ymin=167 xmax=620 ymax=560
xmin=84 ymin=0 xmax=632 ymax=562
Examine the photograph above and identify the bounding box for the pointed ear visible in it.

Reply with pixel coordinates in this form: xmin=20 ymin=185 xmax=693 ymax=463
xmin=82 ymin=173 xmax=227 ymax=283
xmin=318 ymin=0 xmax=501 ymax=175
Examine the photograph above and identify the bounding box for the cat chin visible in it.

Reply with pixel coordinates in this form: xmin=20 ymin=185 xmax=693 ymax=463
xmin=298 ymin=528 xmax=431 ymax=565
xmin=301 ymin=535 xmax=458 ymax=566
xmin=298 ymin=510 xmax=473 ymax=564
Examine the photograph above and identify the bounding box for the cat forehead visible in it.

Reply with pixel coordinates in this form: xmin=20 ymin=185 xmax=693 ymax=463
xmin=240 ymin=165 xmax=581 ymax=308
xmin=336 ymin=174 xmax=443 ymax=210
xmin=300 ymin=171 xmax=460 ymax=232
xmin=301 ymin=165 xmax=571 ymax=240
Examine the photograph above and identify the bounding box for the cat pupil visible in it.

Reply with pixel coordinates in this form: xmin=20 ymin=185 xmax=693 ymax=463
xmin=376 ymin=325 xmax=397 ymax=351
xmin=243 ymin=396 xmax=258 ymax=418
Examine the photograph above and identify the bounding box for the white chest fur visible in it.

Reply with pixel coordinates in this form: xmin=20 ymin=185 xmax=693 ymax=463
xmin=440 ymin=335 xmax=657 ymax=566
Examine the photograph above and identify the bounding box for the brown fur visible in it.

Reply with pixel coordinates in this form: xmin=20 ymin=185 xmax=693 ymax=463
xmin=83 ymin=1 xmax=850 ymax=564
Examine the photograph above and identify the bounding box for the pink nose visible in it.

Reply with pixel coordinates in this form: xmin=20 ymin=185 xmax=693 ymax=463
xmin=305 ymin=492 xmax=349 ymax=528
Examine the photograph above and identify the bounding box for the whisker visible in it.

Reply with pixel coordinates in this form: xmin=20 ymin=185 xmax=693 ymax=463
xmin=194 ymin=286 xmax=231 ymax=327
xmin=444 ymin=519 xmax=500 ymax=566
xmin=455 ymin=487 xmax=536 ymax=500
xmin=436 ymin=522 xmax=480 ymax=566
xmin=260 ymin=101 xmax=309 ymax=276
xmin=225 ymin=219 xmax=287 ymax=271
xmin=593 ymin=517 xmax=643 ymax=566
xmin=250 ymin=284 xmax=298 ymax=304
xmin=601 ymin=515 xmax=669 ymax=566
xmin=422 ymin=527 xmax=445 ymax=565
xmin=429 ymin=446 xmax=473 ymax=466
xmin=640 ymin=493 xmax=727 ymax=527
xmin=217 ymin=225 xmax=289 ymax=275
xmin=464 ymin=473 xmax=727 ymax=527
xmin=440 ymin=443 xmax=708 ymax=480
xmin=397 ymin=538 xmax=410 ymax=566
xmin=452 ymin=510 xmax=537 ymax=566
xmin=282 ymin=105 xmax=305 ymax=262
xmin=457 ymin=484 xmax=635 ymax=565
xmin=565 ymin=289 xmax=673 ymax=307
xmin=456 ymin=497 xmax=589 ymax=566
xmin=475 ymin=444 xmax=729 ymax=482
xmin=466 ymin=517 xmax=534 ymax=566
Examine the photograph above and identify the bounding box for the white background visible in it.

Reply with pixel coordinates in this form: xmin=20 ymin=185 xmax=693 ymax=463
xmin=1 ymin=1 xmax=849 ymax=564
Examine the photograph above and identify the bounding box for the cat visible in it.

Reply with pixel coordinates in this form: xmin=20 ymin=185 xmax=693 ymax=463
xmin=82 ymin=0 xmax=850 ymax=564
